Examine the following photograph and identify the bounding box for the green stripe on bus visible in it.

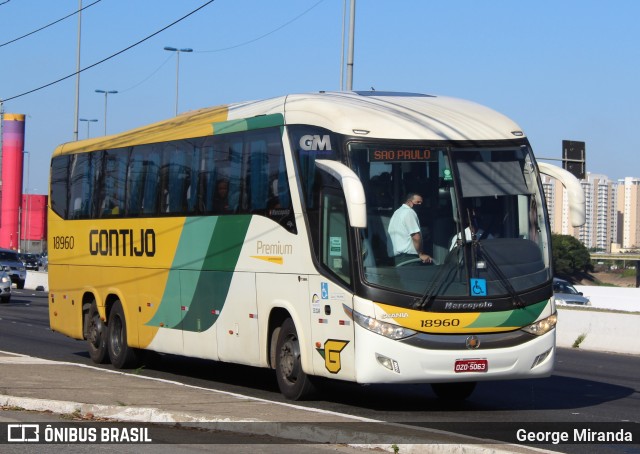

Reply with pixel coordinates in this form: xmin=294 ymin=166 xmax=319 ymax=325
xmin=147 ymin=215 xmax=252 ymax=331
xmin=468 ymin=300 xmax=548 ymax=329
xmin=212 ymin=113 xmax=284 ymax=135
xmin=497 ymin=300 xmax=548 ymax=327
xmin=181 ymin=215 xmax=252 ymax=332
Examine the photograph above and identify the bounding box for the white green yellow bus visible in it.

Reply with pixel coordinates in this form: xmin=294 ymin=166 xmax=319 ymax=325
xmin=48 ymin=91 xmax=585 ymax=400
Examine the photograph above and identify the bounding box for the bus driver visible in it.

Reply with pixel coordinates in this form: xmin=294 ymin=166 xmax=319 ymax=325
xmin=387 ymin=193 xmax=433 ymax=265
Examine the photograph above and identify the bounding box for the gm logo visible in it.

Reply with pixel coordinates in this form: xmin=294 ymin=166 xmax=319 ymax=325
xmin=300 ymin=134 xmax=332 ymax=151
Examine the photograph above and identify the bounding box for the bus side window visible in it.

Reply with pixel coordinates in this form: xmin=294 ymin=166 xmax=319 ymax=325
xmin=227 ymin=141 xmax=243 ymax=213
xmin=99 ymin=151 xmax=127 ymax=218
xmin=159 ymin=144 xmax=192 ymax=215
xmin=50 ymin=155 xmax=70 ymax=219
xmin=69 ymin=153 xmax=92 ymax=219
xmin=186 ymin=142 xmax=211 ymax=214
xmin=321 ymin=191 xmax=351 ymax=285
xmin=248 ymin=139 xmax=268 ymax=213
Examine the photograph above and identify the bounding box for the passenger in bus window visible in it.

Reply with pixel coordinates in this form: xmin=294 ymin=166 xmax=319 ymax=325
xmin=450 ymin=206 xmax=494 ymax=250
xmin=101 ymin=194 xmax=121 ymax=216
xmin=388 ymin=193 xmax=433 ymax=265
xmin=212 ymin=179 xmax=231 ymax=214
xmin=471 ymin=207 xmax=495 ymax=239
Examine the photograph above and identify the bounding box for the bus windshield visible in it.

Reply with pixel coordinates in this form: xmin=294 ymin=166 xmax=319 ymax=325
xmin=349 ymin=141 xmax=551 ymax=299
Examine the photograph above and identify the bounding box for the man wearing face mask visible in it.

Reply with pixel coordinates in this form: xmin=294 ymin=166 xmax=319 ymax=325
xmin=388 ymin=193 xmax=433 ymax=265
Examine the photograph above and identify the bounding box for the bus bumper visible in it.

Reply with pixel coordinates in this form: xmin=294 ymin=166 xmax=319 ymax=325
xmin=353 ymin=324 xmax=556 ymax=384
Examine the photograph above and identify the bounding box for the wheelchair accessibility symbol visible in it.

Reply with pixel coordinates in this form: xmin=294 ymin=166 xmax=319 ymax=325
xmin=470 ymin=278 xmax=487 ymax=296
xmin=321 ymin=282 xmax=329 ymax=300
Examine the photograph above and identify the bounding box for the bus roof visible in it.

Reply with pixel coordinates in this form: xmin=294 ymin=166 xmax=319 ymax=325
xmin=53 ymin=91 xmax=526 ymax=156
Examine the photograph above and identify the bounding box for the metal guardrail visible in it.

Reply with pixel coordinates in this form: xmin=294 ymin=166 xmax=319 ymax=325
xmin=591 ymin=253 xmax=640 ymax=261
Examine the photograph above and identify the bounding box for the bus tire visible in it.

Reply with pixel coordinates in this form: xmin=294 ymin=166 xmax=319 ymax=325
xmin=85 ymin=301 xmax=109 ymax=364
xmin=107 ymin=300 xmax=139 ymax=369
xmin=275 ymin=318 xmax=316 ymax=400
xmin=431 ymin=382 xmax=477 ymax=401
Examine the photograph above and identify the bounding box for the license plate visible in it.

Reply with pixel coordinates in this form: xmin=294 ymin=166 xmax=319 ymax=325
xmin=454 ymin=359 xmax=488 ymax=373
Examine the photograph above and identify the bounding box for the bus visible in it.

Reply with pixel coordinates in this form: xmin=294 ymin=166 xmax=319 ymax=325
xmin=48 ymin=91 xmax=585 ymax=400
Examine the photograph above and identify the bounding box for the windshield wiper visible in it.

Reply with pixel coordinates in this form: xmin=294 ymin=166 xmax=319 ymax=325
xmin=413 ymin=244 xmax=463 ymax=310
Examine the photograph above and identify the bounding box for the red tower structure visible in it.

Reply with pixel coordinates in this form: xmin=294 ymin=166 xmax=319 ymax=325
xmin=0 ymin=113 xmax=26 ymax=250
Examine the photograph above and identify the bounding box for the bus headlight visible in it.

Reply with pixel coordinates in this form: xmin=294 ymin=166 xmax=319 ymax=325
xmin=521 ymin=313 xmax=557 ymax=336
xmin=352 ymin=309 xmax=416 ymax=340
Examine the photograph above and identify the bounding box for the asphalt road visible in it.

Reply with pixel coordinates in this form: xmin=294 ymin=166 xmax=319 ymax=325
xmin=1 ymin=290 xmax=639 ymax=454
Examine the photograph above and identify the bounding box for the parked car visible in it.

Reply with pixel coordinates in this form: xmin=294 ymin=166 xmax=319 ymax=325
xmin=39 ymin=253 xmax=48 ymax=271
xmin=0 ymin=249 xmax=26 ymax=289
xmin=553 ymin=277 xmax=591 ymax=306
xmin=19 ymin=253 xmax=40 ymax=271
xmin=0 ymin=269 xmax=11 ymax=303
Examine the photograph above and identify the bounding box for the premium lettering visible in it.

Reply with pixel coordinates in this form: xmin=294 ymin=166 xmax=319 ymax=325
xmin=89 ymin=229 xmax=156 ymax=257
xmin=256 ymin=240 xmax=292 ymax=255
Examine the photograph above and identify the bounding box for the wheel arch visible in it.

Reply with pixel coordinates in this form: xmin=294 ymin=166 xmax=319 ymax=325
xmin=104 ymin=292 xmax=124 ymax=325
xmin=267 ymin=307 xmax=291 ymax=369
xmin=81 ymin=291 xmax=99 ymax=339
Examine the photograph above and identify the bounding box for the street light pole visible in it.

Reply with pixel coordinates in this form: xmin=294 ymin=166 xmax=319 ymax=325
xmin=346 ymin=0 xmax=356 ymax=91
xmin=74 ymin=0 xmax=82 ymax=141
xmin=23 ymin=151 xmax=30 ymax=252
xmin=95 ymin=89 xmax=117 ymax=135
xmin=164 ymin=46 xmax=192 ymax=116
xmin=79 ymin=118 xmax=98 ymax=139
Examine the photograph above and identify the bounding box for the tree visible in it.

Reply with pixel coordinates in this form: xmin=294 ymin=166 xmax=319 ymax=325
xmin=551 ymin=234 xmax=593 ymax=277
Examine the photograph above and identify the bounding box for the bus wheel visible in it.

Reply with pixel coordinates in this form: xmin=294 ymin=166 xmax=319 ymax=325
xmin=107 ymin=300 xmax=139 ymax=369
xmin=431 ymin=382 xmax=477 ymax=401
xmin=85 ymin=301 xmax=109 ymax=364
xmin=275 ymin=318 xmax=315 ymax=400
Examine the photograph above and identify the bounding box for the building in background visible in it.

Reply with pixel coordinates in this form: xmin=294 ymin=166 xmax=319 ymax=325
xmin=578 ymin=174 xmax=616 ymax=252
xmin=545 ymin=172 xmax=640 ymax=252
xmin=615 ymin=177 xmax=640 ymax=253
xmin=20 ymin=194 xmax=48 ymax=254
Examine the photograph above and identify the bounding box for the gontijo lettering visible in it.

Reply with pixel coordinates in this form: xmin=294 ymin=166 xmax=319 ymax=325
xmin=89 ymin=229 xmax=156 ymax=257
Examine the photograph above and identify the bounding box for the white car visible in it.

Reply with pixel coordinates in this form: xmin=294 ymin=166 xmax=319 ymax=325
xmin=553 ymin=278 xmax=591 ymax=306
xmin=0 ymin=269 xmax=12 ymax=303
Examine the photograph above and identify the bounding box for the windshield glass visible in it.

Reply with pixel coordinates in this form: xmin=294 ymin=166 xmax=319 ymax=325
xmin=350 ymin=141 xmax=551 ymax=299
xmin=554 ymin=280 xmax=579 ymax=294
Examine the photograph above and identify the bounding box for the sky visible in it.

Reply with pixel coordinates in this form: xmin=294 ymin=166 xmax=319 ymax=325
xmin=1 ymin=0 xmax=639 ymax=195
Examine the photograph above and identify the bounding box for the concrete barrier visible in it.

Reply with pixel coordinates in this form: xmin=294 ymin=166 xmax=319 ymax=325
xmin=574 ymin=285 xmax=640 ymax=311
xmin=555 ymin=285 xmax=640 ymax=354
xmin=556 ymin=308 xmax=640 ymax=355
xmin=24 ymin=270 xmax=48 ymax=292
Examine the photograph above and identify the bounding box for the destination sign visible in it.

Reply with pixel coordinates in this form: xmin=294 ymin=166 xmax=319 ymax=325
xmin=369 ymin=148 xmax=435 ymax=162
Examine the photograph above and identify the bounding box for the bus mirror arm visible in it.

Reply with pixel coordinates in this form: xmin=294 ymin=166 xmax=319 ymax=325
xmin=538 ymin=162 xmax=586 ymax=227
xmin=315 ymin=160 xmax=367 ymax=228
